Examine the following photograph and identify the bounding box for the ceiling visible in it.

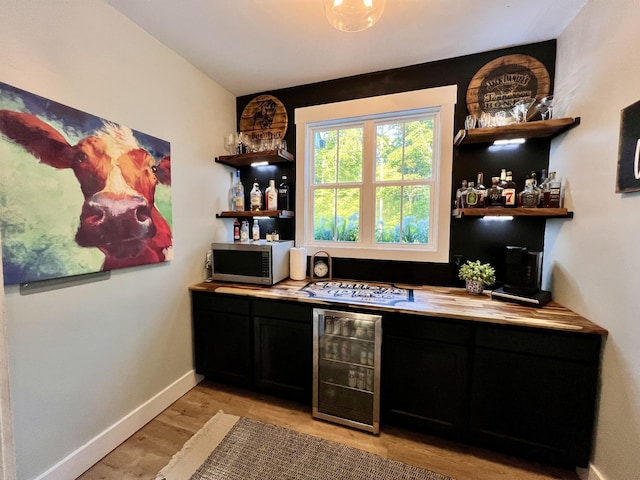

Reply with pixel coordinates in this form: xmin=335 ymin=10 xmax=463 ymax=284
xmin=104 ymin=0 xmax=587 ymax=97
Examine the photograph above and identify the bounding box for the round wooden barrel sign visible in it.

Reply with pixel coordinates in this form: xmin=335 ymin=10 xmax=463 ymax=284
xmin=239 ymin=94 xmax=288 ymax=141
xmin=466 ymin=54 xmax=551 ymax=118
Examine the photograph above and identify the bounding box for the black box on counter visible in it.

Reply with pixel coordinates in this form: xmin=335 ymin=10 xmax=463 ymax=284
xmin=491 ymin=287 xmax=552 ymax=308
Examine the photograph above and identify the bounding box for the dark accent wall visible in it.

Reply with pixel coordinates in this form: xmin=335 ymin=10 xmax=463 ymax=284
xmin=236 ymin=40 xmax=557 ymax=286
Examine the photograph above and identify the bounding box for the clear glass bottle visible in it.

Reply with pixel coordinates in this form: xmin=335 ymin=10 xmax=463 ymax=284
xmin=475 ymin=172 xmax=486 ymax=207
xmin=485 ymin=176 xmax=505 ymax=207
xmin=503 ymin=171 xmax=517 ymax=208
xmin=240 ymin=220 xmax=250 ymax=243
xmin=229 ymin=171 xmax=235 ymax=211
xmin=278 ymin=176 xmax=290 ymax=211
xmin=252 ymin=218 xmax=260 ymax=241
xmin=542 ymin=171 xmax=562 ymax=208
xmin=250 ymin=179 xmax=262 ymax=211
xmin=455 ymin=179 xmax=468 ymax=209
xmin=233 ymin=170 xmax=245 ymax=211
xmin=518 ymin=178 xmax=540 ymax=208
xmin=462 ymin=181 xmax=479 ymax=208
xmin=265 ymin=179 xmax=277 ymax=211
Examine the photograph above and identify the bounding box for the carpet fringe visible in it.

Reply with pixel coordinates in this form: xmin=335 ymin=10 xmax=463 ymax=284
xmin=155 ymin=410 xmax=239 ymax=480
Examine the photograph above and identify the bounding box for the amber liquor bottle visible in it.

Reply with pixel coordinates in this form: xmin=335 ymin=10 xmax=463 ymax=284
xmin=455 ymin=179 xmax=468 ymax=209
xmin=475 ymin=172 xmax=486 ymax=207
xmin=542 ymin=171 xmax=562 ymax=207
xmin=462 ymin=181 xmax=480 ymax=208
xmin=485 ymin=176 xmax=505 ymax=207
xmin=503 ymin=171 xmax=517 ymax=208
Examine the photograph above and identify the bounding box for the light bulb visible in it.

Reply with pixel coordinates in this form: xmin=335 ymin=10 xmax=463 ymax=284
xmin=323 ymin=0 xmax=386 ymax=32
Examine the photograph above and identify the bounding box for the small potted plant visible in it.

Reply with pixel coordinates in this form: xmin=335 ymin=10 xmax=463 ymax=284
xmin=458 ymin=260 xmax=496 ymax=295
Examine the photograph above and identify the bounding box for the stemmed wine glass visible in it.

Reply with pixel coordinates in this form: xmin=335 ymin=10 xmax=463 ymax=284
xmin=512 ymin=97 xmax=536 ymax=123
xmin=536 ymin=96 xmax=554 ymax=120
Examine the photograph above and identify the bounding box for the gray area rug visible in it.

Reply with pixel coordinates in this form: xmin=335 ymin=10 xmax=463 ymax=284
xmin=157 ymin=411 xmax=453 ymax=480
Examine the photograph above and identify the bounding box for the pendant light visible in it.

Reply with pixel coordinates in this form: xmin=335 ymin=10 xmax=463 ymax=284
xmin=323 ymin=0 xmax=386 ymax=33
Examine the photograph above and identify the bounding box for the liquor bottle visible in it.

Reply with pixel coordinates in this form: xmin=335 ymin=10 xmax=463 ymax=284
xmin=498 ymin=168 xmax=508 ymax=188
xmin=537 ymin=169 xmax=549 ymax=207
xmin=503 ymin=171 xmax=517 ymax=208
xmin=485 ymin=177 xmax=505 ymax=207
xmin=233 ymin=219 xmax=240 ymax=241
xmin=528 ymin=170 xmax=543 ymax=207
xmin=228 ymin=171 xmax=235 ymax=211
xmin=250 ymin=179 xmax=262 ymax=211
xmin=233 ymin=170 xmax=245 ymax=211
xmin=252 ymin=218 xmax=260 ymax=241
xmin=455 ymin=179 xmax=468 ymax=209
xmin=462 ymin=181 xmax=479 ymax=208
xmin=278 ymin=176 xmax=290 ymax=211
xmin=518 ymin=178 xmax=540 ymax=208
xmin=240 ymin=220 xmax=249 ymax=243
xmin=542 ymin=171 xmax=562 ymax=208
xmin=475 ymin=172 xmax=486 ymax=207
xmin=265 ymin=179 xmax=277 ymax=211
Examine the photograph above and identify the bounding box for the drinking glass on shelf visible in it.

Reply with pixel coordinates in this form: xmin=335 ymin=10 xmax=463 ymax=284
xmin=465 ymin=114 xmax=477 ymax=129
xmin=514 ymin=98 xmax=536 ymax=123
xmin=224 ymin=133 xmax=237 ymax=154
xmin=479 ymin=111 xmax=493 ymax=128
xmin=536 ymin=95 xmax=554 ymax=120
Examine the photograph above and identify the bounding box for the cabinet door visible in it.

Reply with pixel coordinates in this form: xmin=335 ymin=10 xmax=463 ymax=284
xmin=470 ymin=347 xmax=599 ymax=467
xmin=382 ymin=335 xmax=470 ymax=437
xmin=192 ymin=293 xmax=252 ymax=387
xmin=253 ymin=301 xmax=312 ymax=403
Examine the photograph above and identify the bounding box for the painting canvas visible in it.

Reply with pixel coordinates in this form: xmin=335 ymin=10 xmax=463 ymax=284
xmin=616 ymin=99 xmax=640 ymax=193
xmin=0 ymin=82 xmax=173 ymax=285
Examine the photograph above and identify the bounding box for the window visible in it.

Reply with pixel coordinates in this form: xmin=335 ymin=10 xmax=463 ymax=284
xmin=295 ymin=86 xmax=456 ymax=263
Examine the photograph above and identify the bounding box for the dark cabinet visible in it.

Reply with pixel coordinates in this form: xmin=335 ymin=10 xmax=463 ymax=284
xmin=192 ymin=291 xmax=312 ymax=403
xmin=382 ymin=313 xmax=473 ymax=437
xmin=192 ymin=292 xmax=252 ymax=387
xmin=191 ymin=290 xmax=602 ymax=468
xmin=469 ymin=325 xmax=601 ymax=467
xmin=253 ymin=300 xmax=313 ymax=402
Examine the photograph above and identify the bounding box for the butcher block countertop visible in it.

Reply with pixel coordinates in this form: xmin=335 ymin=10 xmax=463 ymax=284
xmin=190 ymin=279 xmax=607 ymax=336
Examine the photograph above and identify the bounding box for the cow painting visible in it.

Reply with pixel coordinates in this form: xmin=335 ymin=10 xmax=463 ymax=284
xmin=0 ymin=82 xmax=172 ymax=285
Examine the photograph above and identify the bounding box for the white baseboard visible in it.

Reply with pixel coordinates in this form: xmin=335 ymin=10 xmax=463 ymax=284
xmin=577 ymin=463 xmax=607 ymax=480
xmin=33 ymin=370 xmax=203 ymax=480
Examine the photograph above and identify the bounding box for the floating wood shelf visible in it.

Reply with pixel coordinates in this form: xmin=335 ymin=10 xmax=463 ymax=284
xmin=215 ymin=150 xmax=294 ymax=168
xmin=452 ymin=208 xmax=573 ymax=219
xmin=454 ymin=117 xmax=580 ymax=146
xmin=216 ymin=210 xmax=294 ymax=219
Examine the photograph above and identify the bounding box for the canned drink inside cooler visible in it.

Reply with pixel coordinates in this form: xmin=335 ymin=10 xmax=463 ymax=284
xmin=340 ymin=339 xmax=350 ymax=361
xmin=357 ymin=367 xmax=365 ymax=390
xmin=366 ymin=368 xmax=374 ymax=391
xmin=325 ymin=316 xmax=334 ymax=335
xmin=348 ymin=367 xmax=357 ymax=388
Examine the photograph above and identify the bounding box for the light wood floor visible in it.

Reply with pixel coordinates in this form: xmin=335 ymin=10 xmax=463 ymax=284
xmin=78 ymin=380 xmax=579 ymax=480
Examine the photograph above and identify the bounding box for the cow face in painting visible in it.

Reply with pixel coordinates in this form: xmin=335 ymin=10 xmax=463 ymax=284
xmin=0 ymin=110 xmax=172 ymax=274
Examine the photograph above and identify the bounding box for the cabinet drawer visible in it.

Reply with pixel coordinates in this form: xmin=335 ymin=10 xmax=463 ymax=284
xmin=192 ymin=291 xmax=250 ymax=315
xmin=475 ymin=325 xmax=601 ymax=362
xmin=383 ymin=313 xmax=472 ymax=345
xmin=253 ymin=299 xmax=311 ymax=323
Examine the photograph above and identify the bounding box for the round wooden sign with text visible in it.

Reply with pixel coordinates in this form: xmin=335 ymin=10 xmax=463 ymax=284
xmin=466 ymin=54 xmax=551 ymax=118
xmin=239 ymin=94 xmax=288 ymax=141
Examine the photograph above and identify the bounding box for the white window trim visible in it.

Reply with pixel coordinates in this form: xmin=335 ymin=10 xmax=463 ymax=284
xmin=295 ymin=85 xmax=457 ymax=263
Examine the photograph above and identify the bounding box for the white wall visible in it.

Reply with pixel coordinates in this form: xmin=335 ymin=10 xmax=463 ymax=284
xmin=0 ymin=1 xmax=236 ymax=479
xmin=548 ymin=1 xmax=640 ymax=479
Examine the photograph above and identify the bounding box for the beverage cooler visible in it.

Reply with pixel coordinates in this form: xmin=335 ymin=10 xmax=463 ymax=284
xmin=312 ymin=308 xmax=382 ymax=434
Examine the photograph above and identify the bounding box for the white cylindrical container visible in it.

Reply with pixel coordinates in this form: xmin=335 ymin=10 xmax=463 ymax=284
xmin=289 ymin=247 xmax=307 ymax=280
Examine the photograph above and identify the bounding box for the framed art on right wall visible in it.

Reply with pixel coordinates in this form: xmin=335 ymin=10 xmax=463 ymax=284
xmin=616 ymin=99 xmax=640 ymax=193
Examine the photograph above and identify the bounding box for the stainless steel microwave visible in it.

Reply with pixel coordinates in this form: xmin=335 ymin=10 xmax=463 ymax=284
xmin=210 ymin=240 xmax=294 ymax=285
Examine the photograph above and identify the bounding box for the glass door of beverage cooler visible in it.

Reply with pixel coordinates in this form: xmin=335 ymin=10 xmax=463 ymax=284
xmin=312 ymin=308 xmax=382 ymax=434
